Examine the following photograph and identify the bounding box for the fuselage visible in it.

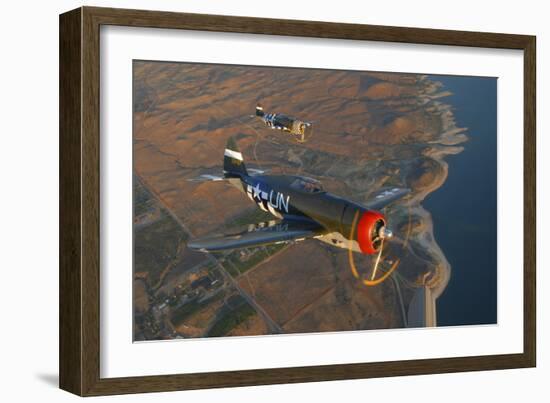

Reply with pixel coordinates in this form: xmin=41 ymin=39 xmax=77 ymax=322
xmin=262 ymin=113 xmax=293 ymax=132
xmin=259 ymin=112 xmax=312 ymax=138
xmin=236 ymin=174 xmax=384 ymax=254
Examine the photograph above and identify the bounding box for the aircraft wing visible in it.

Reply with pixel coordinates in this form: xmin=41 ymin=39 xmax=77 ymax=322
xmin=187 ymin=174 xmax=225 ymax=182
xmin=188 ymin=168 xmax=266 ymax=182
xmin=365 ymin=187 xmax=410 ymax=211
xmin=187 ymin=219 xmax=326 ymax=252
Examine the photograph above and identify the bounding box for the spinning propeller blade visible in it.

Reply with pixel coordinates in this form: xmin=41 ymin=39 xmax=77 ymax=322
xmin=371 ymin=238 xmax=384 ymax=281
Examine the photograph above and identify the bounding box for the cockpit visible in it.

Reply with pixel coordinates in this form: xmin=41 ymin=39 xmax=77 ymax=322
xmin=272 ymin=114 xmax=294 ymax=128
xmin=290 ymin=177 xmax=325 ymax=193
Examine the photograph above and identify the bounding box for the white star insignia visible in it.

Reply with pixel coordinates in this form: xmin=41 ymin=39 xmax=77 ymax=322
xmin=252 ymin=183 xmax=262 ymax=200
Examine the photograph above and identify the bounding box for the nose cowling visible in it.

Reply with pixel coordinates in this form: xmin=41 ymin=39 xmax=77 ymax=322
xmin=356 ymin=210 xmax=386 ymax=255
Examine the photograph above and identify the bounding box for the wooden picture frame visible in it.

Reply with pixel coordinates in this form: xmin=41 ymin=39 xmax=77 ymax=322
xmin=59 ymin=6 xmax=536 ymax=396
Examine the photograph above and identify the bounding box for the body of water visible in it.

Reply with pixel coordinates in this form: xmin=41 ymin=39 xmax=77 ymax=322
xmin=425 ymin=75 xmax=497 ymax=326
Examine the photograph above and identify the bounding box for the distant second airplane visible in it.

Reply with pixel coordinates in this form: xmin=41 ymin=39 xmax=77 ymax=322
xmin=254 ymin=104 xmax=313 ymax=142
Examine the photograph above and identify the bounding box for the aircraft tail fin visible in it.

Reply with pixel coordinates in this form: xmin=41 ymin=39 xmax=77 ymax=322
xmin=223 ymin=137 xmax=248 ymax=178
xmin=255 ymin=104 xmax=265 ymax=117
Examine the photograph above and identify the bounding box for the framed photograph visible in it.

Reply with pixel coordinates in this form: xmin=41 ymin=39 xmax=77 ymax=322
xmin=59 ymin=6 xmax=536 ymax=396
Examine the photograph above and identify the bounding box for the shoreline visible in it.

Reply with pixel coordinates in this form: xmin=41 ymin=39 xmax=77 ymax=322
xmin=407 ymin=79 xmax=469 ymax=300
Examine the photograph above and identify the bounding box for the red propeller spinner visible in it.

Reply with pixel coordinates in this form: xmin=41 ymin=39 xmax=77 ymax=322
xmin=356 ymin=210 xmax=393 ymax=254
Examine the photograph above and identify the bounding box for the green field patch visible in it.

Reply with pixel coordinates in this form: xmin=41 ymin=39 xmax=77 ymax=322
xmin=134 ymin=210 xmax=188 ymax=286
xmin=170 ymin=291 xmax=225 ymax=326
xmin=207 ymin=302 xmax=257 ymax=337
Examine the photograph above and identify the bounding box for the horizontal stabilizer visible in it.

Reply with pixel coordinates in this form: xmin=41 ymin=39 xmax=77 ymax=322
xmin=187 ymin=174 xmax=225 ymax=182
xmin=224 ymin=137 xmax=248 ymax=178
xmin=247 ymin=168 xmax=267 ymax=175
